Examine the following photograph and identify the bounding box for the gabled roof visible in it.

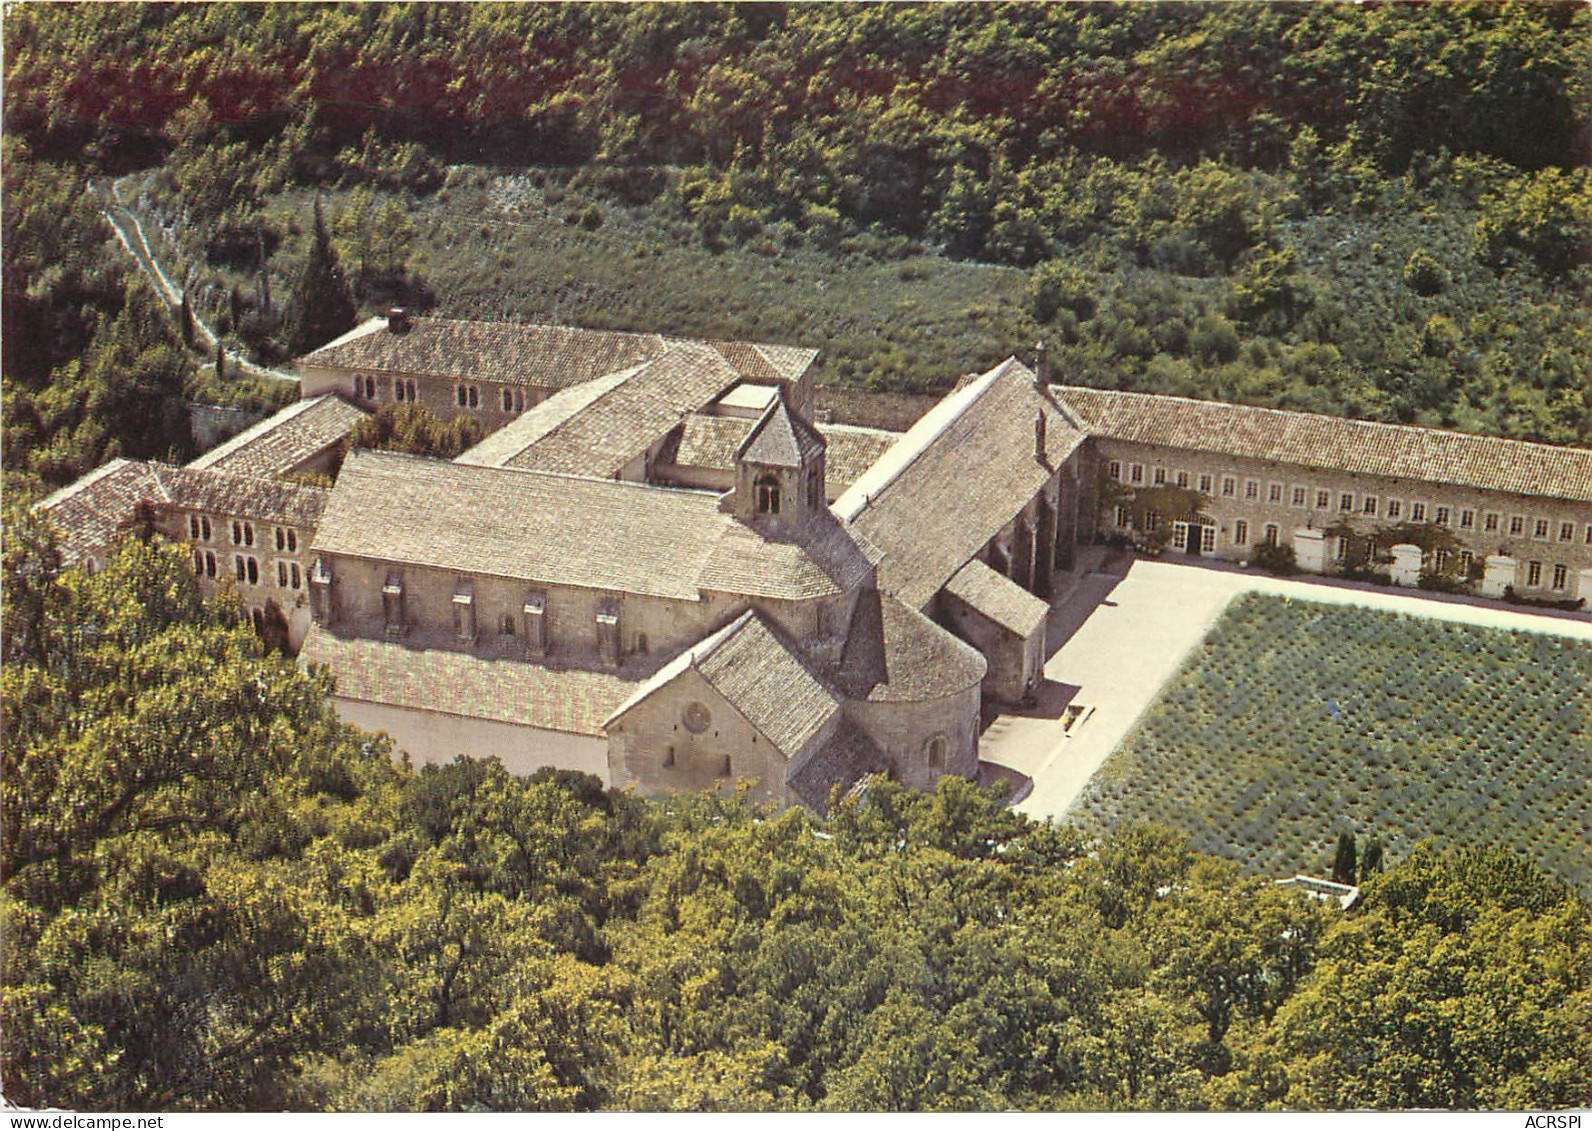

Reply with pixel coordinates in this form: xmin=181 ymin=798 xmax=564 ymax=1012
xmin=314 ymin=450 xmax=881 ymax=603
xmin=606 ymin=610 xmax=841 ymax=760
xmin=944 ymin=557 xmax=1050 ymax=640
xmin=453 ymin=370 xmax=635 ymax=467
xmin=837 ymin=359 xmax=1088 ymax=609
xmin=33 ymin=459 xmax=166 ymax=564
xmin=301 ymin=625 xmax=642 ymax=737
xmin=296 ymin=315 xmax=817 ymax=391
xmin=187 ymin=393 xmax=369 ymax=479
xmin=35 ymin=459 xmax=332 ymax=565
xmin=738 ymin=395 xmax=826 ymax=469
xmin=499 ymin=345 xmax=742 ymax=477
xmin=1055 ymin=385 xmax=1592 ymax=505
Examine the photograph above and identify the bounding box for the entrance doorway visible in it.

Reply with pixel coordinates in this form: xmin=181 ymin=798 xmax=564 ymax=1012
xmin=1173 ymin=521 xmax=1216 ymax=556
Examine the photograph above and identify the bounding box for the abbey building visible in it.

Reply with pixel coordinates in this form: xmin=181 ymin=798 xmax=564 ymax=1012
xmin=38 ymin=314 xmax=1592 ymax=809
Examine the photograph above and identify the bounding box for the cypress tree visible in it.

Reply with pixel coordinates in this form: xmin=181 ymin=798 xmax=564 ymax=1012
xmin=179 ymin=291 xmax=194 ymax=347
xmin=1360 ymin=838 xmax=1385 ymax=881
xmin=287 ymin=197 xmax=356 ymax=357
xmin=1331 ymin=832 xmax=1358 ymax=885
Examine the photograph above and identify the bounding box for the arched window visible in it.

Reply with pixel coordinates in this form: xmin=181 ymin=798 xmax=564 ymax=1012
xmin=755 ymin=474 xmax=781 ymax=515
xmin=925 ymin=733 xmax=949 ymax=771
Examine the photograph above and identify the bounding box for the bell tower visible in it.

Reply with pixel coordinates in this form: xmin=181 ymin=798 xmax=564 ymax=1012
xmin=732 ymin=390 xmax=827 ymax=533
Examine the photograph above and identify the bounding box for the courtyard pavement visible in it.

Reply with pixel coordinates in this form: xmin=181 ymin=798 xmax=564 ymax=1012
xmin=978 ymin=557 xmax=1592 ymax=824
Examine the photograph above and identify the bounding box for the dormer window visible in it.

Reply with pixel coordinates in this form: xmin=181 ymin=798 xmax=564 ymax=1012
xmin=755 ymin=474 xmax=781 ymax=516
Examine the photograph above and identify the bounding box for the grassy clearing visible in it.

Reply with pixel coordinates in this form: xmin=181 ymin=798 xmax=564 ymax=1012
xmin=1072 ymin=593 xmax=1592 ymax=891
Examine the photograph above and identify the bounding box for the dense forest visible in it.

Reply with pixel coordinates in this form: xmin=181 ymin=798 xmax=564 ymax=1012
xmin=4 ymin=2 xmax=1591 ymax=503
xmin=4 ymin=4 xmax=1592 ymax=1112
xmin=3 ymin=526 xmax=1589 ymax=1112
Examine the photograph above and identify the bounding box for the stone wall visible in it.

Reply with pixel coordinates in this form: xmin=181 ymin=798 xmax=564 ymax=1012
xmin=606 ymin=665 xmax=827 ymax=807
xmin=934 ymin=593 xmax=1041 ymax=707
xmin=334 ymin=697 xmax=609 ymax=778
xmin=299 ymin=363 xmax=547 ymax=432
xmin=1090 ymin=437 xmax=1592 ymax=601
xmin=845 ymin=684 xmax=981 ymax=793
xmin=162 ymin=510 xmax=318 ymax=651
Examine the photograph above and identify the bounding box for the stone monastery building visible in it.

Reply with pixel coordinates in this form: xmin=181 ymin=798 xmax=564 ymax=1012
xmin=38 ymin=314 xmax=1592 ymax=810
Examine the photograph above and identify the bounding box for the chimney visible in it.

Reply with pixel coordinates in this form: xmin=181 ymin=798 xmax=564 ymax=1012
xmin=1034 ymin=340 xmax=1047 ymax=387
xmin=1035 ymin=410 xmax=1048 ymax=466
xmin=387 ymin=307 xmax=410 ymax=332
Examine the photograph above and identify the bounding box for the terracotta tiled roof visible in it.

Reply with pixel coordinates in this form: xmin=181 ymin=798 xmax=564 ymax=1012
xmin=739 ymin=396 xmax=826 ymax=469
xmin=788 ymin=720 xmax=889 ymax=814
xmin=33 ymin=459 xmax=166 ymax=564
xmin=296 ymin=315 xmax=816 ymax=391
xmin=839 ymin=590 xmax=987 ymax=703
xmin=153 ymin=465 xmax=331 ymax=529
xmin=1055 ymin=386 xmax=1592 ymax=504
xmin=188 ymin=394 xmax=369 ymax=479
xmin=945 ymin=558 xmax=1049 ymax=639
xmin=840 ymin=360 xmax=1088 ymax=608
xmin=301 ymin=625 xmax=640 ymax=736
xmin=36 ymin=460 xmax=331 ymax=565
xmin=316 ymin=451 xmax=881 ymax=603
xmin=501 ymin=345 xmax=741 ymax=477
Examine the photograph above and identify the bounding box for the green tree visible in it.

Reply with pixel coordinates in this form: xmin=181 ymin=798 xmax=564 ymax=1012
xmin=287 ymin=198 xmax=358 ymax=357
xmin=1330 ymin=832 xmax=1357 ymax=885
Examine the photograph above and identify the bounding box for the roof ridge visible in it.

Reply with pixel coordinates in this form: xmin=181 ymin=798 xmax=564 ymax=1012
xmin=1054 ymin=384 xmax=1592 ymax=459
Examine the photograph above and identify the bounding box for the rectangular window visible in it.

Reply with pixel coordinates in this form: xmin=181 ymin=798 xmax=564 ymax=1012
xmin=457 ymin=385 xmax=468 ymax=407
xmin=1317 ymin=490 xmax=1331 ymax=510
xmin=1386 ymin=499 xmax=1402 ymax=520
xmin=1363 ymin=496 xmax=1378 ymax=516
xmin=1585 ymin=523 xmax=1592 ymax=545
xmin=1339 ymin=492 xmax=1355 ymax=512
xmin=1434 ymin=549 xmax=1451 ymax=573
xmin=1509 ymin=515 xmax=1525 ymax=537
xmin=1222 ymin=476 xmax=1237 ymax=498
xmin=1129 ymin=463 xmax=1144 ymax=485
xmin=204 ymin=551 xmax=216 ymax=579
xmin=1460 ymin=508 xmax=1475 ymax=530
xmin=1176 ymin=470 xmax=1190 ymax=489
xmin=1144 ymin=510 xmax=1161 ymax=532
xmin=1559 ymin=522 xmax=1575 ymax=543
xmin=1269 ymin=483 xmax=1283 ymax=503
xmin=1234 ymin=520 xmax=1249 ymax=546
xmin=1264 ymin=524 xmax=1279 ymax=547
xmin=1152 ymin=467 xmax=1166 ymax=486
xmin=1199 ymin=474 xmax=1214 ymax=495
xmin=1435 ymin=506 xmax=1450 ymax=526
xmin=1109 ymin=461 xmax=1122 ymax=482
xmin=503 ymin=388 xmax=514 ymax=412
xmin=1200 ymin=524 xmax=1217 ymax=554
xmin=1292 ymin=486 xmax=1307 ymax=508
xmin=1483 ymin=512 xmax=1500 ymax=533
xmin=1245 ymin=479 xmax=1259 ymax=500
xmin=1115 ymin=505 xmax=1132 ymax=528
xmin=291 ymin=563 xmax=301 ymax=589
xmin=1458 ymin=549 xmax=1473 ymax=576
xmin=1411 ymin=502 xmax=1427 ymax=523
xmin=1527 ymin=561 xmax=1543 ymax=588
xmin=1552 ymin=563 xmax=1567 ymax=591
xmin=1534 ymin=518 xmax=1550 ymax=540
